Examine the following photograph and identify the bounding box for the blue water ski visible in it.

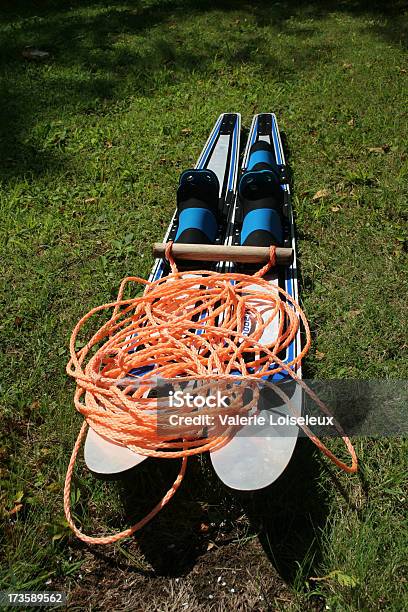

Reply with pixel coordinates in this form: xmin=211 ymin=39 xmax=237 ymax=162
xmin=210 ymin=113 xmax=302 ymax=490
xmin=85 ymin=113 xmax=241 ymax=475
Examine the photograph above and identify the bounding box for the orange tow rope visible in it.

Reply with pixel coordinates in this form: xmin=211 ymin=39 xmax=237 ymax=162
xmin=64 ymin=244 xmax=357 ymax=544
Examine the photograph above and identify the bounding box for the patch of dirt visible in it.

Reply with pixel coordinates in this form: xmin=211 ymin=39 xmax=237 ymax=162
xmin=65 ymin=539 xmax=293 ymax=611
xmin=57 ymin=443 xmax=328 ymax=611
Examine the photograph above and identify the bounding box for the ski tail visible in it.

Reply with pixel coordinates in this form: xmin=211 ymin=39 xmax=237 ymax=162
xmin=234 ymin=114 xmax=291 ymax=249
xmin=149 ymin=113 xmax=241 ymax=280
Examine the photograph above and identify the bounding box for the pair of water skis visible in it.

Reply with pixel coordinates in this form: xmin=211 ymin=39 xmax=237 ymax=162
xmin=83 ymin=113 xmax=302 ymax=492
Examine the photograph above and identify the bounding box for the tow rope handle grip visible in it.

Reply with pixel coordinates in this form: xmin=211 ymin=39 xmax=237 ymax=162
xmin=153 ymin=243 xmax=293 ymax=265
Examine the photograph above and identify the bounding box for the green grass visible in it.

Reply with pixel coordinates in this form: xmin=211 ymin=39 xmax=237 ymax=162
xmin=0 ymin=0 xmax=407 ymax=610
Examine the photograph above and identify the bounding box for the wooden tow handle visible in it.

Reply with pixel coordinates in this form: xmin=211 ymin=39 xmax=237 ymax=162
xmin=153 ymin=243 xmax=293 ymax=265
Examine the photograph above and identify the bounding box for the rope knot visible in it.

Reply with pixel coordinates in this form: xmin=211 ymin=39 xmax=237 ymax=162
xmin=254 ymin=245 xmax=277 ymax=278
xmin=164 ymin=241 xmax=178 ymax=273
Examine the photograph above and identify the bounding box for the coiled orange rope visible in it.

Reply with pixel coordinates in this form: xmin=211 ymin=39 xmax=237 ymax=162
xmin=64 ymin=244 xmax=357 ymax=544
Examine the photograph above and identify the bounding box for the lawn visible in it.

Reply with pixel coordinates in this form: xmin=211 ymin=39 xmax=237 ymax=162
xmin=0 ymin=0 xmax=407 ymax=610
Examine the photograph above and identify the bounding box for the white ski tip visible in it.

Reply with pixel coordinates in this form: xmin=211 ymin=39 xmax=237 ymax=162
xmin=84 ymin=428 xmax=147 ymax=475
xmin=210 ymin=430 xmax=298 ymax=491
xmin=210 ymin=389 xmax=301 ymax=490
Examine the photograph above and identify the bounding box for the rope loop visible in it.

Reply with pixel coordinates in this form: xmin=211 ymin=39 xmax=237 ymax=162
xmin=64 ymin=261 xmax=358 ymax=544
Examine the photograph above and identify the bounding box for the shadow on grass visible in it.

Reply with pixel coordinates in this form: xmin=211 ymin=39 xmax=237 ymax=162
xmin=238 ymin=438 xmax=327 ymax=583
xmin=0 ymin=0 xmax=406 ymax=180
xmin=117 ymin=456 xmax=234 ymax=576
xmin=112 ymin=437 xmax=327 ymax=585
